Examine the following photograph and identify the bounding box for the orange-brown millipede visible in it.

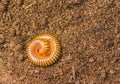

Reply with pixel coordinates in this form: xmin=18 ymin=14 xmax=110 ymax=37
xmin=26 ymin=34 xmax=61 ymax=66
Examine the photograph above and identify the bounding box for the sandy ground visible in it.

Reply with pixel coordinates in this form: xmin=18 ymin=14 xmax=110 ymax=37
xmin=0 ymin=0 xmax=120 ymax=84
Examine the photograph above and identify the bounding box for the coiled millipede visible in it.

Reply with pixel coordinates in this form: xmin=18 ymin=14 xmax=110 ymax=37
xmin=26 ymin=34 xmax=61 ymax=66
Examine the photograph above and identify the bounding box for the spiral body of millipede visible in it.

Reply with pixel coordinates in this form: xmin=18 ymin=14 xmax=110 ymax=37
xmin=26 ymin=34 xmax=61 ymax=66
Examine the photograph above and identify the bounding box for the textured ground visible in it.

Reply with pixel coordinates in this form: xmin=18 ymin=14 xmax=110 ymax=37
xmin=0 ymin=0 xmax=120 ymax=84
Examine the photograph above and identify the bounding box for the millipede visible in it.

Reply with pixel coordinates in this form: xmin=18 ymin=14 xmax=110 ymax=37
xmin=26 ymin=34 xmax=61 ymax=66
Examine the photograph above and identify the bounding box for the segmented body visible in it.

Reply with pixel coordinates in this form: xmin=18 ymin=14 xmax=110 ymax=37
xmin=26 ymin=34 xmax=61 ymax=66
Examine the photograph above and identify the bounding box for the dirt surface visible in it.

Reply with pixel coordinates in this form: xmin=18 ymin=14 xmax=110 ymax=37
xmin=0 ymin=0 xmax=120 ymax=84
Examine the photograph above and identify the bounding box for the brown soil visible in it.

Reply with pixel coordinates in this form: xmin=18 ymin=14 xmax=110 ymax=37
xmin=0 ymin=0 xmax=120 ymax=84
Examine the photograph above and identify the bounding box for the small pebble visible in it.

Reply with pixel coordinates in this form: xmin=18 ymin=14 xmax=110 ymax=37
xmin=0 ymin=38 xmax=5 ymax=44
xmin=34 ymin=70 xmax=39 ymax=74
xmin=100 ymin=70 xmax=106 ymax=78
xmin=89 ymin=58 xmax=94 ymax=63
xmin=65 ymin=55 xmax=72 ymax=61
xmin=109 ymin=69 xmax=114 ymax=74
xmin=3 ymin=44 xmax=8 ymax=48
xmin=16 ymin=31 xmax=21 ymax=36
xmin=77 ymin=47 xmax=81 ymax=52
xmin=90 ymin=45 xmax=95 ymax=49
